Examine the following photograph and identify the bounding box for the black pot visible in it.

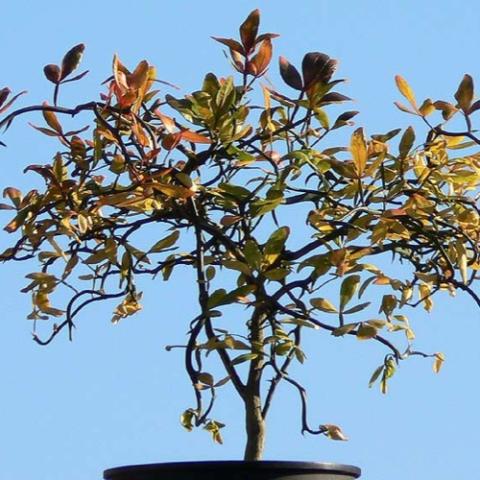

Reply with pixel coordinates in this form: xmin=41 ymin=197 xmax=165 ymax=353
xmin=104 ymin=461 xmax=361 ymax=480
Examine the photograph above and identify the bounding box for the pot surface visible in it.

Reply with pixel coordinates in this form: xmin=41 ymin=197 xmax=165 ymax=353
xmin=104 ymin=461 xmax=361 ymax=480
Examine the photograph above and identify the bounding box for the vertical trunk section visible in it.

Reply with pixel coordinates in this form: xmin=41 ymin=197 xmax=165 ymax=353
xmin=243 ymin=309 xmax=266 ymax=461
xmin=244 ymin=388 xmax=265 ymax=460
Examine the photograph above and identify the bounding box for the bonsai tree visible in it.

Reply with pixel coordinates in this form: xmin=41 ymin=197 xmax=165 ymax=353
xmin=0 ymin=9 xmax=479 ymax=461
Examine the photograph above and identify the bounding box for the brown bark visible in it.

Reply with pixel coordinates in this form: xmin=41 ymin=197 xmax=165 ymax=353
xmin=243 ymin=309 xmax=266 ymax=461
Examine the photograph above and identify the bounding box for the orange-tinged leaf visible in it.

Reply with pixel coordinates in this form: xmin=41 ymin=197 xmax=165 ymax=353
xmin=419 ymin=98 xmax=435 ymax=116
xmin=128 ymin=60 xmax=150 ymax=90
xmin=323 ymin=424 xmax=348 ymax=441
xmin=350 ymin=127 xmax=367 ymax=177
xmin=3 ymin=187 xmax=22 ymax=208
xmin=42 ymin=102 xmax=62 ymax=133
xmin=4 ymin=209 xmax=29 ymax=233
xmin=156 ymin=111 xmax=176 ymax=133
xmin=240 ymin=9 xmax=260 ymax=52
xmin=112 ymin=54 xmax=129 ymax=91
xmin=162 ymin=132 xmax=182 ymax=150
xmin=433 ymin=352 xmax=445 ymax=373
xmin=395 ymin=75 xmax=417 ymax=108
xmin=250 ymin=38 xmax=272 ymax=76
xmin=180 ymin=129 xmax=212 ymax=144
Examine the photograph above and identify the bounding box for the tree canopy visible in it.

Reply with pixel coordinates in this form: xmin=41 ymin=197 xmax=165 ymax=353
xmin=0 ymin=9 xmax=479 ymax=461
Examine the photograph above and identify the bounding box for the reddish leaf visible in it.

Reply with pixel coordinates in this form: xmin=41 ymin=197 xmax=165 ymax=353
xmin=29 ymin=123 xmax=60 ymax=137
xmin=256 ymin=33 xmax=280 ymax=44
xmin=0 ymin=90 xmax=27 ymax=114
xmin=211 ymin=37 xmax=245 ymax=55
xmin=60 ymin=43 xmax=85 ymax=81
xmin=279 ymin=56 xmax=303 ymax=90
xmin=302 ymin=52 xmax=337 ymax=89
xmin=180 ymin=130 xmax=212 ymax=144
xmin=0 ymin=88 xmax=11 ymax=108
xmin=61 ymin=70 xmax=89 ymax=84
xmin=162 ymin=133 xmax=182 ymax=150
xmin=321 ymin=92 xmax=351 ymax=103
xmin=43 ymin=64 xmax=61 ymax=84
xmin=128 ymin=60 xmax=149 ymax=90
xmin=239 ymin=9 xmax=260 ymax=53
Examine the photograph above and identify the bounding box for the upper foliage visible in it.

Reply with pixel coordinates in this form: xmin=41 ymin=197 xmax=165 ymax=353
xmin=0 ymin=9 xmax=479 ymax=445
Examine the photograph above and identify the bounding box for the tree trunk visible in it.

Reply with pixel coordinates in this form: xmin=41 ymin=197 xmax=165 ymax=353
xmin=244 ymin=388 xmax=265 ymax=460
xmin=243 ymin=309 xmax=266 ymax=461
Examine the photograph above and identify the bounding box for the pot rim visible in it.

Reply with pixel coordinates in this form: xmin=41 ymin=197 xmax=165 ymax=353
xmin=104 ymin=460 xmax=361 ymax=479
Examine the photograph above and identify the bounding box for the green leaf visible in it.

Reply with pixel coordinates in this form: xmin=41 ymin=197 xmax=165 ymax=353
xmin=207 ymin=289 xmax=228 ymax=309
xmin=180 ymin=409 xmax=195 ymax=432
xmin=250 ymin=196 xmax=284 ymax=217
xmin=339 ymin=275 xmax=361 ymax=311
xmin=218 ymin=182 xmax=251 ymax=200
xmin=198 ymin=372 xmax=214 ymax=386
xmin=332 ymin=322 xmax=357 ymax=337
xmin=399 ymin=126 xmax=415 ymax=158
xmin=222 ymin=259 xmax=251 ymax=275
xmin=263 ymin=226 xmax=289 ymax=266
xmin=263 ymin=268 xmax=289 ymax=281
xmin=244 ymin=240 xmax=262 ymax=271
xmin=231 ymin=352 xmax=259 ymax=365
xmin=314 ymin=108 xmax=329 ymax=129
xmin=149 ymin=231 xmax=180 ymax=253
xmin=84 ymin=250 xmax=108 ymax=265
xmin=343 ymin=302 xmax=371 ymax=315
xmin=368 ymin=365 xmax=385 ymax=388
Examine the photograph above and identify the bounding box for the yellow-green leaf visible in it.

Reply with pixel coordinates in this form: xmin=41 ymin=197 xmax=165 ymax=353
xmin=150 ymin=231 xmax=180 ymax=253
xmin=198 ymin=372 xmax=214 ymax=386
xmin=454 ymin=74 xmax=474 ymax=112
xmin=263 ymin=226 xmax=289 ymax=266
xmin=368 ymin=365 xmax=385 ymax=388
xmin=339 ymin=274 xmax=361 ymax=311
xmin=332 ymin=322 xmax=357 ymax=337
xmin=356 ymin=323 xmax=377 ymax=340
xmin=310 ymin=297 xmax=338 ymax=313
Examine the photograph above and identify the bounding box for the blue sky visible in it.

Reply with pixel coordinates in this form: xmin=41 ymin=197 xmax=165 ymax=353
xmin=1 ymin=1 xmax=480 ymax=479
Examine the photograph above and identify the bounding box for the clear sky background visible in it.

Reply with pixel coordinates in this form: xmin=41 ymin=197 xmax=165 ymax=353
xmin=1 ymin=1 xmax=480 ymax=480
